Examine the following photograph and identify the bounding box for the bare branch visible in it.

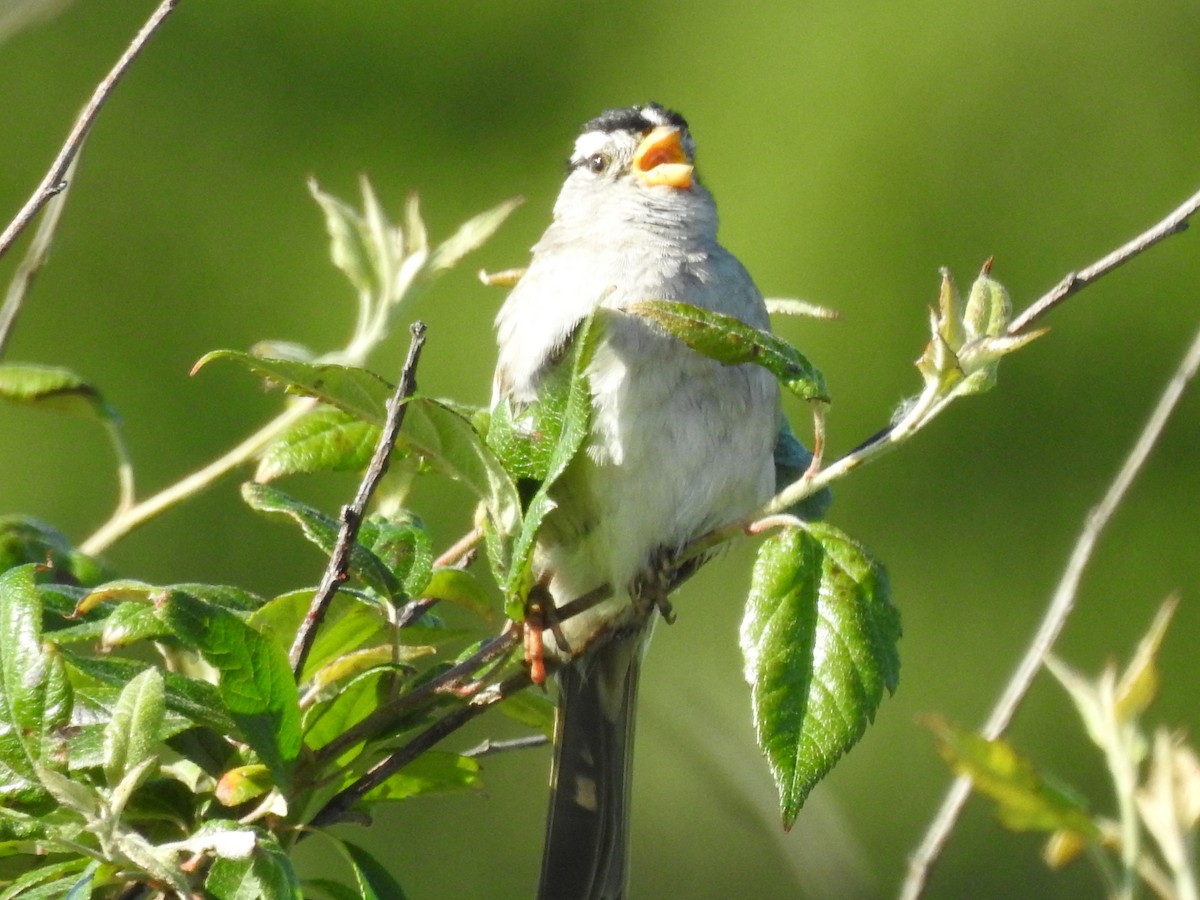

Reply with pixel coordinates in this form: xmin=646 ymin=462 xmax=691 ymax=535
xmin=289 ymin=321 xmax=428 ymax=677
xmin=0 ymin=0 xmax=184 ymax=263
xmin=1010 ymin=185 xmax=1200 ymax=334
xmin=462 ymin=734 xmax=550 ymax=758
xmin=901 ymin=322 xmax=1200 ymax=900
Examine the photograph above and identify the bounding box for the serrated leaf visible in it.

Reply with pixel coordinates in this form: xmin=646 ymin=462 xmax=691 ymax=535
xmin=630 ymin=300 xmax=829 ymax=402
xmin=0 ymin=565 xmax=72 ymax=805
xmin=429 ymin=196 xmax=523 ymax=273
xmin=0 ymin=363 xmax=115 ymax=421
xmin=338 ymin=840 xmax=409 ymax=900
xmin=103 ymin=668 xmax=165 ymax=789
xmin=399 ymin=397 xmax=522 ymax=540
xmin=241 ymin=482 xmax=401 ymax=599
xmin=360 ymin=512 xmax=433 ymax=598
xmin=741 ymin=525 xmax=899 ymax=827
xmin=926 ymin=716 xmax=1100 ymax=838
xmin=256 ymin=406 xmax=382 ymax=482
xmin=157 ymin=590 xmax=301 ymax=785
xmin=493 ymin=312 xmax=599 ymax=617
xmin=194 ymin=351 xmax=393 ymax=425
xmin=61 ymin=651 xmax=236 ymax=735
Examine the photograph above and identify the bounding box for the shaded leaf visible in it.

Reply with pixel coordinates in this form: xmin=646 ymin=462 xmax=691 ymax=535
xmin=0 ymin=857 xmax=92 ymax=900
xmin=256 ymin=405 xmax=381 ymax=482
xmin=926 ymin=716 xmax=1100 ymax=838
xmin=242 ymin=482 xmax=400 ymax=599
xmin=0 ymin=516 xmax=109 ymax=588
xmin=740 ymin=525 xmax=899 ymax=827
xmin=157 ymin=590 xmax=301 ymax=785
xmin=629 ymin=300 xmax=829 ymax=401
xmin=338 ymin=840 xmax=409 ymax=900
xmin=251 ymin=589 xmax=390 ymax=682
xmin=360 ymin=512 xmax=433 ymax=598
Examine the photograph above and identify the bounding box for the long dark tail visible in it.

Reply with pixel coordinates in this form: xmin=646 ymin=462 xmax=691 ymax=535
xmin=538 ymin=632 xmax=644 ymax=900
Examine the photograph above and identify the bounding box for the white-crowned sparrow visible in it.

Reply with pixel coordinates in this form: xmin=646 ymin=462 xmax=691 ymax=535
xmin=493 ymin=102 xmax=779 ymax=899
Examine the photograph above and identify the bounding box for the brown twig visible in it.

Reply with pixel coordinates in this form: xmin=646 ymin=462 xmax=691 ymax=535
xmin=0 ymin=0 xmax=184 ymax=264
xmin=1009 ymin=185 xmax=1200 ymax=334
xmin=310 ymin=669 xmax=531 ymax=828
xmin=900 ymin=323 xmax=1200 ymax=900
xmin=288 ymin=322 xmax=427 ymax=677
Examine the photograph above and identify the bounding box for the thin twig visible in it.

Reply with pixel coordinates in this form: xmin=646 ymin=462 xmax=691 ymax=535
xmin=462 ymin=734 xmax=549 ymax=758
xmin=1010 ymin=186 xmax=1200 ymax=334
xmin=81 ymin=397 xmax=316 ymax=555
xmin=0 ymin=158 xmax=77 ymax=357
xmin=313 ymin=625 xmax=522 ymax=768
xmin=900 ymin=322 xmax=1200 ymax=900
xmin=309 ymin=670 xmax=530 ymax=828
xmin=289 ymin=322 xmax=427 ymax=677
xmin=0 ymin=0 xmax=183 ymax=263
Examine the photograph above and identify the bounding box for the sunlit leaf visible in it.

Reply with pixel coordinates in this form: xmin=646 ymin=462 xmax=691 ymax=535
xmin=215 ymin=763 xmax=272 ymax=807
xmin=741 ymin=524 xmax=899 ymax=827
xmin=0 ymin=363 xmax=115 ymax=421
xmin=205 ymin=827 xmax=303 ymax=900
xmin=256 ymin=405 xmax=382 ymax=482
xmin=361 ymin=751 xmax=481 ymax=803
xmin=429 ymin=196 xmax=523 ymax=273
xmin=193 ymin=351 xmax=393 ymax=425
xmin=629 ymin=300 xmax=829 ymax=401
xmin=241 ymin=482 xmax=401 ymax=599
xmin=1115 ymin=594 xmax=1178 ymax=722
xmin=158 ymin=590 xmax=301 ymax=785
xmin=103 ymin=668 xmax=165 ymax=789
xmin=0 ymin=565 xmax=72 ymax=805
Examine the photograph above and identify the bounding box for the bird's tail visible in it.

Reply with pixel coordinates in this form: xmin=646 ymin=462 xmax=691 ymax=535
xmin=538 ymin=631 xmax=644 ymax=900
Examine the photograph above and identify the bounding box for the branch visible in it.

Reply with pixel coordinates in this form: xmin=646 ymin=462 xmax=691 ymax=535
xmin=0 ymin=0 xmax=183 ymax=263
xmin=900 ymin=321 xmax=1200 ymax=900
xmin=1009 ymin=184 xmax=1200 ymax=334
xmin=289 ymin=321 xmax=427 ymax=677
xmin=309 ymin=668 xmax=530 ymax=828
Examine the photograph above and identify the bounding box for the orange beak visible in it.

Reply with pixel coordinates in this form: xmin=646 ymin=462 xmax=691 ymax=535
xmin=632 ymin=125 xmax=693 ymax=189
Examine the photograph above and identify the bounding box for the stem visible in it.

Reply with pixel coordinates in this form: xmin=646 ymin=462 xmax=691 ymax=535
xmin=289 ymin=322 xmax=427 ymax=677
xmin=80 ymin=398 xmax=315 ymax=556
xmin=900 ymin=323 xmax=1200 ymax=900
xmin=0 ymin=0 xmax=184 ymax=263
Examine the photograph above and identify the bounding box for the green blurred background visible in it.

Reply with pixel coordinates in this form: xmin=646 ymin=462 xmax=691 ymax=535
xmin=2 ymin=1 xmax=1198 ymax=896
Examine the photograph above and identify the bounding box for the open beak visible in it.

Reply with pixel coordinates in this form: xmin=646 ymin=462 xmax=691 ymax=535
xmin=632 ymin=125 xmax=694 ymax=190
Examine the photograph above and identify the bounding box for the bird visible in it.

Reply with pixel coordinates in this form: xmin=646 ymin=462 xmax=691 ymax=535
xmin=492 ymin=102 xmax=780 ymax=899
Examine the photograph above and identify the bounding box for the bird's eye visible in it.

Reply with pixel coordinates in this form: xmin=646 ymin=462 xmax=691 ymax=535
xmin=586 ymin=152 xmax=608 ymax=174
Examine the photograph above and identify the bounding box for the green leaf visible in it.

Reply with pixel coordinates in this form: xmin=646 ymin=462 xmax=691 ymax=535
xmin=157 ymin=590 xmax=301 ymax=784
xmin=741 ymin=524 xmax=900 ymax=827
xmin=925 ymin=716 xmax=1100 ymax=837
xmin=0 ymin=517 xmax=109 ymax=588
xmin=251 ymin=589 xmax=390 ymax=682
xmin=629 ymin=300 xmax=829 ymax=402
xmin=429 ymin=196 xmax=523 ymax=273
xmin=193 ymin=351 xmax=394 ymax=425
xmin=0 ymin=857 xmax=92 ymax=900
xmin=309 ymin=177 xmax=388 ymax=298
xmin=205 ymin=828 xmax=303 ymax=900
xmin=61 ymin=651 xmax=236 ymax=735
xmin=215 ymin=763 xmax=272 ymax=807
xmin=0 ymin=363 xmax=115 ymax=421
xmin=256 ymin=406 xmax=382 ymax=482
xmin=492 ymin=312 xmax=600 ymax=617
xmin=421 ymin=567 xmax=494 ymax=619
xmin=498 ymin=690 xmax=555 ymax=739
xmin=241 ymin=482 xmax=401 ymax=599
xmin=359 ymin=512 xmax=433 ymax=598
xmin=362 ymin=751 xmax=481 ymax=804
xmin=341 ymin=840 xmax=409 ymax=900
xmin=103 ymin=668 xmax=165 ymax=789
xmin=399 ymin=398 xmax=521 ymax=539
xmin=0 ymin=565 xmax=72 ymax=805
